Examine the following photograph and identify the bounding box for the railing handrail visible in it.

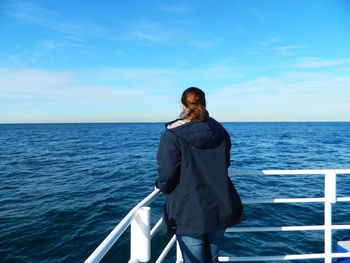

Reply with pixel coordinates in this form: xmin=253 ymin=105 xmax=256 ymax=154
xmin=84 ymin=188 xmax=160 ymax=263
xmin=230 ymin=169 xmax=350 ymax=176
xmin=85 ymin=169 xmax=350 ymax=263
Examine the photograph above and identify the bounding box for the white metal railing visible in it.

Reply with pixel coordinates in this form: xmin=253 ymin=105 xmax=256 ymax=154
xmin=84 ymin=188 xmax=161 ymax=263
xmin=85 ymin=169 xmax=350 ymax=263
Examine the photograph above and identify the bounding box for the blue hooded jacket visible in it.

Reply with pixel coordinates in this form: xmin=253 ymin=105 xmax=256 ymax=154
xmin=156 ymin=116 xmax=244 ymax=235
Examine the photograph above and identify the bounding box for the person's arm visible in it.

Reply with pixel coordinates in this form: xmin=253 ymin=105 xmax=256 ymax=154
xmin=223 ymin=129 xmax=232 ymax=168
xmin=155 ymin=131 xmax=181 ymax=194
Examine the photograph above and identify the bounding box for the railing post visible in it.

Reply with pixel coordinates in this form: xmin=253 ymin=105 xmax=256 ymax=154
xmin=324 ymin=171 xmax=337 ymax=263
xmin=176 ymin=240 xmax=183 ymax=263
xmin=129 ymin=207 xmax=151 ymax=263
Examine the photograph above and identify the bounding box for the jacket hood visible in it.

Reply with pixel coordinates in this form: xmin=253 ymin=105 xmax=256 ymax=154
xmin=166 ymin=117 xmax=225 ymax=149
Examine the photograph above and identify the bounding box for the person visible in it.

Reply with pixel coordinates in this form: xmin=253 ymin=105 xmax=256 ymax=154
xmin=155 ymin=87 xmax=244 ymax=263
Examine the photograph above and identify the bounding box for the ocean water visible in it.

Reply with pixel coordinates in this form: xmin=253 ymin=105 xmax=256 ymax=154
xmin=0 ymin=122 xmax=350 ymax=263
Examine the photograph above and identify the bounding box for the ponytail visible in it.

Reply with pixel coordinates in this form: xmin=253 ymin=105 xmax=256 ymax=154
xmin=181 ymin=87 xmax=206 ymax=121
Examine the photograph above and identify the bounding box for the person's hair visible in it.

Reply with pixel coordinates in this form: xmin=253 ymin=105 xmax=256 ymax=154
xmin=181 ymin=87 xmax=206 ymax=121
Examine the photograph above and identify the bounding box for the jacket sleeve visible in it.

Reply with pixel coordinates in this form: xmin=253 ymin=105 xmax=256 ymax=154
xmin=223 ymin=128 xmax=232 ymax=168
xmin=155 ymin=131 xmax=181 ymax=194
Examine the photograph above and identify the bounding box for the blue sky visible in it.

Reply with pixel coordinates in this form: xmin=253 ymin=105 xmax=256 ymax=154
xmin=1 ymin=0 xmax=350 ymax=123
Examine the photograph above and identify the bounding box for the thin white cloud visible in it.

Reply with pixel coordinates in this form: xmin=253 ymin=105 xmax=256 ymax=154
xmin=209 ymin=71 xmax=350 ymax=121
xmin=125 ymin=19 xmax=222 ymax=50
xmin=0 ymin=68 xmax=149 ymax=104
xmin=258 ymin=37 xmax=306 ymax=56
xmin=6 ymin=2 xmax=110 ymax=42
xmin=159 ymin=3 xmax=194 ymax=14
xmin=127 ymin=22 xmax=175 ymax=44
xmin=259 ymin=37 xmax=280 ymax=47
xmin=5 ymin=1 xmax=224 ymax=52
xmin=250 ymin=7 xmax=265 ymax=23
xmin=190 ymin=39 xmax=217 ymax=50
xmin=293 ymin=57 xmax=349 ymax=68
xmin=0 ymin=67 xmax=180 ymax=122
xmin=38 ymin=40 xmax=56 ymax=50
xmin=274 ymin=45 xmax=306 ymax=56
xmin=1 ymin=63 xmax=350 ymax=122
xmin=7 ymin=2 xmax=60 ymax=23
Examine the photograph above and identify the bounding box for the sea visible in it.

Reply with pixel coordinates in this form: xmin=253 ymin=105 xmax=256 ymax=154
xmin=0 ymin=122 xmax=349 ymax=263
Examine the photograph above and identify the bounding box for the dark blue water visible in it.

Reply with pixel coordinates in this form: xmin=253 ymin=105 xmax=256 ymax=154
xmin=1 ymin=122 xmax=349 ymax=262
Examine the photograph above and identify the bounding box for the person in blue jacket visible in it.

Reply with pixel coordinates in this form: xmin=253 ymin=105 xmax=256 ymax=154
xmin=156 ymin=87 xmax=244 ymax=263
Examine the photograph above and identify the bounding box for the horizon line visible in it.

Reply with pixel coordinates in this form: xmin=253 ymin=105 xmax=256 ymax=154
xmin=1 ymin=120 xmax=350 ymax=125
